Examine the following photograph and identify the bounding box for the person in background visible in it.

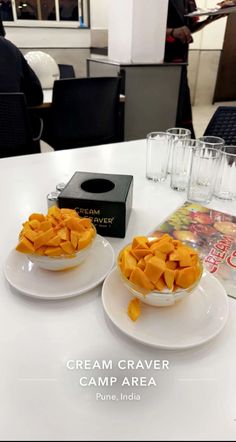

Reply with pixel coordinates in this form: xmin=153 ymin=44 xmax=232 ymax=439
xmin=0 ymin=22 xmax=43 ymax=145
xmin=0 ymin=15 xmax=6 ymax=36
xmin=165 ymin=0 xmax=227 ymax=137
xmin=0 ymin=28 xmax=43 ymax=106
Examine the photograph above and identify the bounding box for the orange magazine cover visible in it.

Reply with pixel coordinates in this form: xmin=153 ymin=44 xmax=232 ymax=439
xmin=150 ymin=201 xmax=236 ymax=298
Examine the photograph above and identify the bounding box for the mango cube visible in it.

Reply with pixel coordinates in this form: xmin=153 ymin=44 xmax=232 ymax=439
xmin=15 ymin=206 xmax=96 ymax=258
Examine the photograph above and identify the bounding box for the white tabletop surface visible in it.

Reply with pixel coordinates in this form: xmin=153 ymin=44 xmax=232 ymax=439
xmin=1 ymin=139 xmax=236 ymax=441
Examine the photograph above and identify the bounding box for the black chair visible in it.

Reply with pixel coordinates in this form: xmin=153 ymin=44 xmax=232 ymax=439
xmin=0 ymin=92 xmax=43 ymax=158
xmin=58 ymin=64 xmax=75 ymax=79
xmin=43 ymin=77 xmax=122 ymax=150
xmin=204 ymin=106 xmax=236 ymax=145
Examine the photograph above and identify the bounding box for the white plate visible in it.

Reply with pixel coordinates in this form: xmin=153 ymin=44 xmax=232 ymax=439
xmin=102 ymin=267 xmax=229 ymax=350
xmin=4 ymin=235 xmax=114 ymax=300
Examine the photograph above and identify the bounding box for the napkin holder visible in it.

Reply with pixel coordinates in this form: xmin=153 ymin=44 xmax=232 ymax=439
xmin=58 ymin=171 xmax=133 ymax=238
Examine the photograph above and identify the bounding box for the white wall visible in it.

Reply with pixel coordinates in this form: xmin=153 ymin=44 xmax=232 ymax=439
xmin=5 ymin=27 xmax=91 ymax=49
xmin=90 ymin=0 xmax=108 ymax=29
xmin=191 ymin=0 xmax=227 ymax=50
xmin=188 ymin=0 xmax=228 ymax=105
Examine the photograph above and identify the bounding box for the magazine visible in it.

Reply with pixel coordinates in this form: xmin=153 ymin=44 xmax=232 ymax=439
xmin=150 ymin=201 xmax=236 ymax=298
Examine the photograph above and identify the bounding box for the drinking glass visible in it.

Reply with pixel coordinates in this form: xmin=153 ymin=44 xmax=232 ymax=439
xmin=214 ymin=145 xmax=236 ymax=200
xmin=166 ymin=127 xmax=191 ymax=174
xmin=187 ymin=145 xmax=220 ymax=203
xmin=197 ymin=135 xmax=225 ymax=150
xmin=146 ymin=132 xmax=169 ymax=182
xmin=171 ymin=139 xmax=202 ymax=191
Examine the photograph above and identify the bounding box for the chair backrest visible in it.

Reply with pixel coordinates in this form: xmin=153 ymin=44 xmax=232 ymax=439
xmin=0 ymin=92 xmax=41 ymax=158
xmin=49 ymin=77 xmax=122 ymax=150
xmin=204 ymin=106 xmax=236 ymax=145
xmin=58 ymin=64 xmax=76 ymax=79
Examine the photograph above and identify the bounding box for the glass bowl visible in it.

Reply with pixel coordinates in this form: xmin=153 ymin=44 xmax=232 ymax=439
xmin=27 ymin=229 xmax=97 ymax=271
xmin=117 ymin=245 xmax=203 ymax=307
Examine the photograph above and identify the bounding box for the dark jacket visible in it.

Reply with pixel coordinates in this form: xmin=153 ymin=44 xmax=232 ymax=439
xmin=165 ymin=0 xmax=197 ymax=62
xmin=0 ymin=19 xmax=5 ymax=37
xmin=0 ymin=36 xmax=43 ymax=106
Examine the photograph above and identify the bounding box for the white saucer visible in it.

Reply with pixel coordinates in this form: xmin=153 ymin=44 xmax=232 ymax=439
xmin=102 ymin=268 xmax=229 ymax=350
xmin=4 ymin=235 xmax=114 ymax=300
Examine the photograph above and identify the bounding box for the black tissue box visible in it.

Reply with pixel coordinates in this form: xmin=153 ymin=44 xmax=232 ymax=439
xmin=58 ymin=171 xmax=133 ymax=238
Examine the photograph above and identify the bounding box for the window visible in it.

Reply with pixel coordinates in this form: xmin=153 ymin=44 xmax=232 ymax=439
xmin=0 ymin=0 xmax=90 ymax=26
xmin=0 ymin=0 xmax=13 ymax=20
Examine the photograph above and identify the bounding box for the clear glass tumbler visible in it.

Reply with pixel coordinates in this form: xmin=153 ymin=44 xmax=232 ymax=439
xmin=146 ymin=132 xmax=169 ymax=182
xmin=166 ymin=127 xmax=191 ymax=174
xmin=197 ymin=135 xmax=225 ymax=150
xmin=214 ymin=145 xmax=236 ymax=200
xmin=187 ymin=145 xmax=221 ymax=203
xmin=171 ymin=139 xmax=202 ymax=191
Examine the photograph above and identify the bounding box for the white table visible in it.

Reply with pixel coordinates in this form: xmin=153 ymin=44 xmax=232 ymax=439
xmin=1 ymin=140 xmax=236 ymax=441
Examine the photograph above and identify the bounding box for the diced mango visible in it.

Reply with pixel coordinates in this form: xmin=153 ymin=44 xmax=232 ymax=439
xmin=166 ymin=260 xmax=177 ymax=270
xmin=36 ymin=246 xmax=47 ymax=255
xmin=46 ymin=235 xmax=61 ymax=247
xmin=153 ymin=250 xmax=167 ymax=261
xmin=130 ymin=267 xmax=154 ymax=291
xmin=40 ymin=221 xmax=53 ymax=232
xmin=179 ymin=256 xmax=193 ymax=267
xmin=131 ymin=248 xmax=153 ymax=260
xmin=47 ymin=206 xmax=62 ymax=220
xmin=137 ymin=258 xmax=146 ymax=271
xmin=70 ymin=230 xmax=79 ymax=249
xmin=118 ymin=233 xmax=201 ymax=295
xmin=144 ymin=256 xmax=166 ymax=284
xmin=132 ymin=236 xmax=148 ymax=249
xmin=79 ymin=218 xmax=92 ymax=228
xmin=175 ymin=267 xmax=197 ymax=289
xmin=164 ymin=268 xmax=175 ymax=290
xmin=121 ymin=249 xmax=137 ymax=278
xmin=173 ymin=240 xmax=182 ymax=247
xmin=65 ymin=217 xmax=86 ymax=232
xmin=29 ymin=219 xmax=41 ymax=230
xmin=128 ymin=298 xmax=141 ymax=322
xmin=118 ymin=233 xmax=202 ymax=321
xmin=16 ymin=206 xmax=95 ymax=258
xmin=78 ymin=230 xmax=94 ymax=250
xmin=169 ymin=250 xmax=180 ymax=261
xmin=16 ymin=237 xmax=35 ymax=254
xmin=29 ymin=213 xmax=45 ymax=222
xmin=57 ymin=227 xmax=70 ymax=241
xmin=34 ymin=228 xmax=55 ymax=250
xmin=160 ymin=233 xmax=172 ymax=241
xmin=191 ymin=254 xmax=199 ymax=265
xmin=155 ymin=276 xmax=166 ymax=291
xmin=23 ymin=228 xmax=38 ymax=242
xmin=44 ymin=247 xmax=64 ymax=256
xmin=60 ymin=241 xmax=75 ymax=255
xmin=60 ymin=208 xmax=78 ymax=216
xmin=144 ymin=254 xmax=153 ymax=263
xmin=178 ymin=247 xmax=191 ymax=267
xmin=152 ymin=241 xmax=174 ymax=254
